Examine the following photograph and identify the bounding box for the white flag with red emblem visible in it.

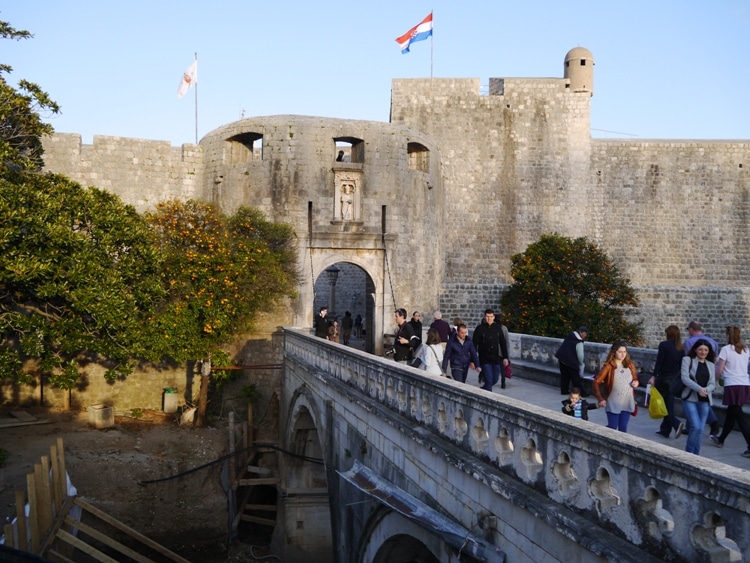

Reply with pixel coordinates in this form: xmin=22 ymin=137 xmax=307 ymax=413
xmin=177 ymin=60 xmax=197 ymax=98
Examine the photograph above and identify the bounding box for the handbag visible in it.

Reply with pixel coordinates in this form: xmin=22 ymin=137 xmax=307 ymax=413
xmin=669 ymin=362 xmax=688 ymax=396
xmin=504 ymin=363 xmax=512 ymax=379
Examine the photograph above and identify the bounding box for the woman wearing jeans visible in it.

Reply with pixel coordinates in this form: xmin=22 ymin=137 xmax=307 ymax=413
xmin=680 ymin=339 xmax=716 ymax=455
xmin=592 ymin=341 xmax=640 ymax=432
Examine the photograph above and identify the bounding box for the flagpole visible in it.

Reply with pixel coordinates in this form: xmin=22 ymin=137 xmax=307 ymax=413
xmin=194 ymin=52 xmax=198 ymax=144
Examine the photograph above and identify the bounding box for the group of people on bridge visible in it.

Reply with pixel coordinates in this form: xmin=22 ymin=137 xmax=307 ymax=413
xmin=556 ymin=320 xmax=750 ymax=460
xmin=314 ymin=307 xmax=750 ymax=461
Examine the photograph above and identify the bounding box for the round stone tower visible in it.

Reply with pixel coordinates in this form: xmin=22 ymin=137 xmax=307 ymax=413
xmin=564 ymin=47 xmax=594 ymax=96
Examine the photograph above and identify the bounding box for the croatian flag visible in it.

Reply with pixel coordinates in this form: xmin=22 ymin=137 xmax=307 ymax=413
xmin=395 ymin=12 xmax=433 ymax=54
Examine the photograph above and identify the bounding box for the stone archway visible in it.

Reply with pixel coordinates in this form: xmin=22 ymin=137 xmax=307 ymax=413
xmin=274 ymin=391 xmax=333 ymax=563
xmin=312 ymin=260 xmax=378 ymax=354
xmin=360 ymin=510 xmax=444 ymax=563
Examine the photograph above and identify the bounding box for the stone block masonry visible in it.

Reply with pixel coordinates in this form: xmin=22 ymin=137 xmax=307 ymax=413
xmin=40 ymin=48 xmax=750 ymax=360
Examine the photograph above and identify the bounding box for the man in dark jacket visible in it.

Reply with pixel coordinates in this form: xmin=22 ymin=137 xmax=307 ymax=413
xmin=555 ymin=326 xmax=588 ymax=395
xmin=429 ymin=310 xmax=452 ymax=350
xmin=408 ymin=311 xmax=423 ymax=346
xmin=472 ymin=309 xmax=509 ymax=391
xmin=314 ymin=307 xmax=329 ymax=339
xmin=393 ymin=308 xmax=419 ymax=362
xmin=442 ymin=324 xmax=481 ymax=383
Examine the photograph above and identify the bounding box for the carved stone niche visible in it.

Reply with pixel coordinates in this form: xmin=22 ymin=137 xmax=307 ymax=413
xmin=332 ymin=168 xmax=363 ymax=224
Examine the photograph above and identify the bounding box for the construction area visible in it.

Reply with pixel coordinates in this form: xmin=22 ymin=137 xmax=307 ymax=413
xmin=0 ymin=407 xmax=281 ymax=562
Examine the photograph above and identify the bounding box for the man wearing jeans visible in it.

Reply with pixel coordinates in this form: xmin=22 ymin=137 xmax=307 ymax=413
xmin=473 ymin=309 xmax=510 ymax=391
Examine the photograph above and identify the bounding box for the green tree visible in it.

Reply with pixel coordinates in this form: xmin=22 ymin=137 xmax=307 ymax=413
xmin=0 ymin=20 xmax=60 ymax=173
xmin=500 ymin=233 xmax=643 ymax=345
xmin=0 ymin=172 xmax=165 ymax=396
xmin=145 ymin=200 xmax=298 ymax=425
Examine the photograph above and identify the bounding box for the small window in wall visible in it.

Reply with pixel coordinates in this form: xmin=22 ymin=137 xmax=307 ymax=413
xmin=225 ymin=132 xmax=263 ymax=164
xmin=333 ymin=137 xmax=364 ymax=164
xmin=580 ymin=60 xmax=586 ymax=66
xmin=407 ymin=142 xmax=429 ymax=172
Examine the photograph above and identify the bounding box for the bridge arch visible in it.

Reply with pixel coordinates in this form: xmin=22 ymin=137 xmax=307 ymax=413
xmin=274 ymin=385 xmax=334 ymax=561
xmin=359 ymin=509 xmax=445 ymax=563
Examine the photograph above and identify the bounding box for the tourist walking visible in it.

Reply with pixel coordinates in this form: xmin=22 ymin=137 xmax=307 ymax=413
xmin=354 ymin=314 xmax=363 ymax=338
xmin=681 ymin=339 xmax=716 ymax=455
xmin=592 ymin=341 xmax=639 ymax=433
xmin=683 ymin=320 xmax=721 ymax=436
xmin=422 ymin=328 xmax=445 ymax=376
xmin=473 ymin=309 xmax=510 ymax=391
xmin=649 ymin=325 xmax=685 ymax=439
xmin=429 ymin=310 xmax=452 ymax=350
xmin=314 ymin=306 xmax=329 ymax=339
xmin=710 ymin=326 xmax=750 ymax=457
xmin=393 ymin=308 xmax=419 ymax=363
xmin=409 ymin=311 xmax=423 ymax=346
xmin=555 ymin=326 xmax=589 ymax=395
xmin=442 ymin=324 xmax=481 ymax=383
xmin=341 ymin=311 xmax=353 ymax=345
xmin=327 ymin=318 xmax=340 ymax=343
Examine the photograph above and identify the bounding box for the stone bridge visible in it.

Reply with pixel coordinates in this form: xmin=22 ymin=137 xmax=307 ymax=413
xmin=274 ymin=329 xmax=750 ymax=563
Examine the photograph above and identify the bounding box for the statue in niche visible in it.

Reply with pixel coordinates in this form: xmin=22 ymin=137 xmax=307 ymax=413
xmin=340 ymin=182 xmax=355 ymax=220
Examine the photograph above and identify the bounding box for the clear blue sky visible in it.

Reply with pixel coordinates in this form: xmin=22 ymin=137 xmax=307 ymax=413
xmin=3 ymin=1 xmax=748 ymax=146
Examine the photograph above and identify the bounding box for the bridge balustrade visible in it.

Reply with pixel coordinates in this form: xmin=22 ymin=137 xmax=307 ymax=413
xmin=284 ymin=329 xmax=750 ymax=562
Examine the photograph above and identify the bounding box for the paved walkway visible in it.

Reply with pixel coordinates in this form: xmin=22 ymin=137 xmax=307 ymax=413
xmin=475 ymin=370 xmax=750 ymax=470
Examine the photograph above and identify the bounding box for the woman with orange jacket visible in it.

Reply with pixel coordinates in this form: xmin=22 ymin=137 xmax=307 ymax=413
xmin=592 ymin=340 xmax=640 ymax=432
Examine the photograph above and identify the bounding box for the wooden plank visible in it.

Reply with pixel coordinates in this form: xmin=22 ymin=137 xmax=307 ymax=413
xmin=244 ymin=503 xmax=277 ymax=511
xmin=15 ymin=489 xmax=27 ymax=550
xmin=246 ymin=465 xmax=272 ymax=476
xmin=3 ymin=523 xmax=14 ymax=548
xmin=231 ymin=484 xmax=254 ymax=532
xmin=10 ymin=410 xmax=37 ymax=422
xmin=62 ymin=515 xmax=156 ymax=563
xmin=45 ymin=548 xmax=76 ymax=563
xmin=40 ymin=456 xmax=53 ymax=534
xmin=0 ymin=419 xmax=52 ymax=428
xmin=50 ymin=443 xmax=62 ymax=514
xmin=238 ymin=477 xmax=279 ymax=486
xmin=73 ymin=498 xmax=192 ymax=563
xmin=36 ymin=495 xmax=75 ymax=556
xmin=55 ymin=528 xmax=119 ymax=563
xmin=56 ymin=437 xmax=67 ymax=504
xmin=239 ymin=514 xmax=277 ymax=527
xmin=27 ymin=472 xmax=40 ymax=553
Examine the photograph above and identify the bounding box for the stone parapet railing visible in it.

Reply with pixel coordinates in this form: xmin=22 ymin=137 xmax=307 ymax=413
xmin=284 ymin=328 xmax=750 ymax=562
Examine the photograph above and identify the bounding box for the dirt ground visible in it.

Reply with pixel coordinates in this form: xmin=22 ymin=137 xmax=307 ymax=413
xmin=0 ymin=406 xmax=276 ymax=562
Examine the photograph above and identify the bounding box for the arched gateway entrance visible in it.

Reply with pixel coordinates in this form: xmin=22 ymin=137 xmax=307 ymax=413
xmin=303 ymin=252 xmax=387 ymax=355
xmin=312 ymin=261 xmax=376 ymax=353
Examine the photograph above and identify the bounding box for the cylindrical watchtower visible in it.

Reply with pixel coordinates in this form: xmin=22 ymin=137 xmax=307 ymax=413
xmin=564 ymin=47 xmax=594 ymax=96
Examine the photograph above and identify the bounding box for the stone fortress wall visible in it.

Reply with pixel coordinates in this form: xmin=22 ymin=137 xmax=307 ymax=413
xmin=41 ymin=48 xmax=750 ymax=348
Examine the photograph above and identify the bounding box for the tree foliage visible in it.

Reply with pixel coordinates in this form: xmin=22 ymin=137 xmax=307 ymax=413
xmin=500 ymin=233 xmax=644 ymax=346
xmin=0 ymin=172 xmax=165 ymax=387
xmin=144 ymin=200 xmax=299 ymax=373
xmin=0 ymin=20 xmax=60 ymax=173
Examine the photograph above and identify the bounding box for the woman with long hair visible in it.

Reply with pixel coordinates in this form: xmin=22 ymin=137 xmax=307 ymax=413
xmin=681 ymin=339 xmax=716 ymax=455
xmin=649 ymin=325 xmax=685 ymax=438
xmin=592 ymin=341 xmax=640 ymax=432
xmin=711 ymin=326 xmax=750 ymax=457
xmin=422 ymin=328 xmax=445 ymax=376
